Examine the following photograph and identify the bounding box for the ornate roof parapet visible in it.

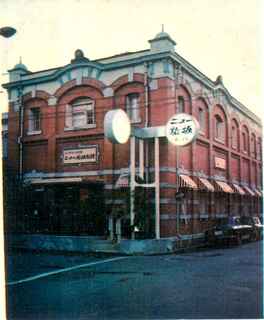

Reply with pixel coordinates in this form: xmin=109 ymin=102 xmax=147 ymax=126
xmin=71 ymin=49 xmax=89 ymax=64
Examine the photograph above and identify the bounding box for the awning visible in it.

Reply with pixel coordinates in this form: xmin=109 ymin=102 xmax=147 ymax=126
xmin=215 ymin=180 xmax=234 ymax=193
xmin=115 ymin=174 xmax=129 ymax=188
xmin=243 ymin=186 xmax=255 ymax=196
xmin=197 ymin=177 xmax=214 ymax=192
xmin=178 ymin=175 xmax=198 ymax=189
xmin=254 ymin=189 xmax=262 ymax=197
xmin=232 ymin=184 xmax=246 ymax=195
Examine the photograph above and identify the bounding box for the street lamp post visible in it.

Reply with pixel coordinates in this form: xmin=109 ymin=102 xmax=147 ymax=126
xmin=0 ymin=24 xmax=16 ymax=320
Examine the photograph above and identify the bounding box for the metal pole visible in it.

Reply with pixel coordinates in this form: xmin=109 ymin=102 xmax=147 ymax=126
xmin=130 ymin=136 xmax=136 ymax=240
xmin=18 ymin=84 xmax=24 ymax=180
xmin=139 ymin=139 xmax=144 ymax=179
xmin=176 ymin=146 xmax=180 ymax=235
xmin=155 ymin=137 xmax=160 ymax=239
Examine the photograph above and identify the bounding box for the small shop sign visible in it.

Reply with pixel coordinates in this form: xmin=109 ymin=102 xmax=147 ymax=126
xmin=166 ymin=113 xmax=200 ymax=146
xmin=214 ymin=156 xmax=226 ymax=169
xmin=63 ymin=146 xmax=97 ymax=164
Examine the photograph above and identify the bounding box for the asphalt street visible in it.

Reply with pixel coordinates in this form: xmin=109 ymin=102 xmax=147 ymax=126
xmin=6 ymin=241 xmax=263 ymax=319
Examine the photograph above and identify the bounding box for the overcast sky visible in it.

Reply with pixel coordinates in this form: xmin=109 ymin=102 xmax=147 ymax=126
xmin=0 ymin=0 xmax=263 ymax=118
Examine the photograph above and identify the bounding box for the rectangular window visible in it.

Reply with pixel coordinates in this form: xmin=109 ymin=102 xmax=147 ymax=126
xmin=242 ymin=132 xmax=247 ymax=152
xmin=126 ymin=94 xmax=140 ymax=123
xmin=215 ymin=116 xmax=224 ymax=141
xmin=231 ymin=126 xmax=237 ymax=149
xmin=29 ymin=108 xmax=41 ymax=133
xmin=198 ymin=108 xmax=205 ymax=131
xmin=2 ymin=133 xmax=8 ymax=159
xmin=178 ymin=96 xmax=185 ymax=113
xmin=66 ymin=99 xmax=95 ymax=130
xmin=251 ymin=136 xmax=256 ymax=157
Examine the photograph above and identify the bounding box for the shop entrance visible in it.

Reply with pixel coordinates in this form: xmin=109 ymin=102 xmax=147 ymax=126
xmin=24 ymin=182 xmax=106 ymax=236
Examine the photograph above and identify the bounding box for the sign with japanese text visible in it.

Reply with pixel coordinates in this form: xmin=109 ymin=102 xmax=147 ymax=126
xmin=63 ymin=146 xmax=98 ymax=164
xmin=214 ymin=157 xmax=226 ymax=170
xmin=166 ymin=113 xmax=200 ymax=146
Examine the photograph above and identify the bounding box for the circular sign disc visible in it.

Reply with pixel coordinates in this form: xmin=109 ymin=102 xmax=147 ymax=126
xmin=104 ymin=109 xmax=131 ymax=144
xmin=166 ymin=113 xmax=200 ymax=146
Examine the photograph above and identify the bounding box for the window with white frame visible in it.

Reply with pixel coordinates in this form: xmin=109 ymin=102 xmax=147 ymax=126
xmin=126 ymin=93 xmax=140 ymax=123
xmin=65 ymin=98 xmax=95 ymax=130
xmin=28 ymin=107 xmax=41 ymax=133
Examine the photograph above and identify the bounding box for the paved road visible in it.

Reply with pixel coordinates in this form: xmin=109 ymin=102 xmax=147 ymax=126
xmin=6 ymin=241 xmax=263 ymax=319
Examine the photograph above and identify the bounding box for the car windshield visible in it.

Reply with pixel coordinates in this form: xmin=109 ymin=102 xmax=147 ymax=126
xmin=240 ymin=216 xmax=250 ymax=224
xmin=229 ymin=217 xmax=241 ymax=225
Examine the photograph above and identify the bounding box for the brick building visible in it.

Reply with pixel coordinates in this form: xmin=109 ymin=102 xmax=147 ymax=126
xmin=3 ymin=31 xmax=262 ymax=238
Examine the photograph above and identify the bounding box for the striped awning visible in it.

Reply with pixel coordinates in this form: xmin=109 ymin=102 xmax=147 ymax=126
xmin=232 ymin=184 xmax=246 ymax=195
xmin=215 ymin=181 xmax=234 ymax=193
xmin=254 ymin=189 xmax=262 ymax=197
xmin=197 ymin=177 xmax=215 ymax=192
xmin=243 ymin=186 xmax=255 ymax=196
xmin=178 ymin=175 xmax=198 ymax=189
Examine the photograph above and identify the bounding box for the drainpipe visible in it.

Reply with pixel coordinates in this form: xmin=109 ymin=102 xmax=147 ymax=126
xmin=144 ymin=62 xmax=150 ymax=183
xmin=18 ymin=81 xmax=24 ymax=181
xmin=144 ymin=62 xmax=149 ymax=128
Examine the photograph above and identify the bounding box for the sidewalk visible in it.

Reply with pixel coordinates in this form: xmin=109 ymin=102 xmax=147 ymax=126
xmin=6 ymin=233 xmax=205 ymax=255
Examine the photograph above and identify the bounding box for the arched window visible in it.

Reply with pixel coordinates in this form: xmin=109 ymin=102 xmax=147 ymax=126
xmin=65 ymin=98 xmax=95 ymax=130
xmin=178 ymin=96 xmax=185 ymax=113
xmin=126 ymin=93 xmax=140 ymax=123
xmin=215 ymin=115 xmax=224 ymax=141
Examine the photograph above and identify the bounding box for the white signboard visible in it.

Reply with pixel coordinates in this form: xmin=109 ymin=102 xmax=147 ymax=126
xmin=166 ymin=113 xmax=200 ymax=146
xmin=215 ymin=157 xmax=226 ymax=169
xmin=104 ymin=109 xmax=131 ymax=144
xmin=63 ymin=147 xmax=97 ymax=164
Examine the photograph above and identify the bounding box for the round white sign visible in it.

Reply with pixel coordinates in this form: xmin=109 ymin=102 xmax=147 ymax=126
xmin=104 ymin=109 xmax=131 ymax=144
xmin=166 ymin=113 xmax=200 ymax=146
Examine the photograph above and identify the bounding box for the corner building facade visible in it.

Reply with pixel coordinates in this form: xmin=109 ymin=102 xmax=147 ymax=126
xmin=3 ymin=32 xmax=262 ymax=238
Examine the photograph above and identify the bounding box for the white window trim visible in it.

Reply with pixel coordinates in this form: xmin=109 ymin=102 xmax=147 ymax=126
xmin=64 ymin=99 xmax=96 ymax=131
xmin=27 ymin=107 xmax=42 ymax=135
xmin=126 ymin=93 xmax=141 ymax=124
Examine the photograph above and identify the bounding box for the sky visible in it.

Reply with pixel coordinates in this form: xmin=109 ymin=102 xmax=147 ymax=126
xmin=0 ymin=0 xmax=263 ymax=119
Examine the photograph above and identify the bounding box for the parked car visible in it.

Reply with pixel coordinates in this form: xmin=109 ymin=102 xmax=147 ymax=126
xmin=204 ymin=216 xmax=254 ymax=246
xmin=240 ymin=216 xmax=263 ymax=240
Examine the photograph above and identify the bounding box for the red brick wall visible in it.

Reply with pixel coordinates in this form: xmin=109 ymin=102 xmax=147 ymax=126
xmin=23 ymin=142 xmax=48 ymax=173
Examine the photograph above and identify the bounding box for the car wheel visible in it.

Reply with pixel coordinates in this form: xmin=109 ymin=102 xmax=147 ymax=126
xmin=250 ymin=232 xmax=257 ymax=242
